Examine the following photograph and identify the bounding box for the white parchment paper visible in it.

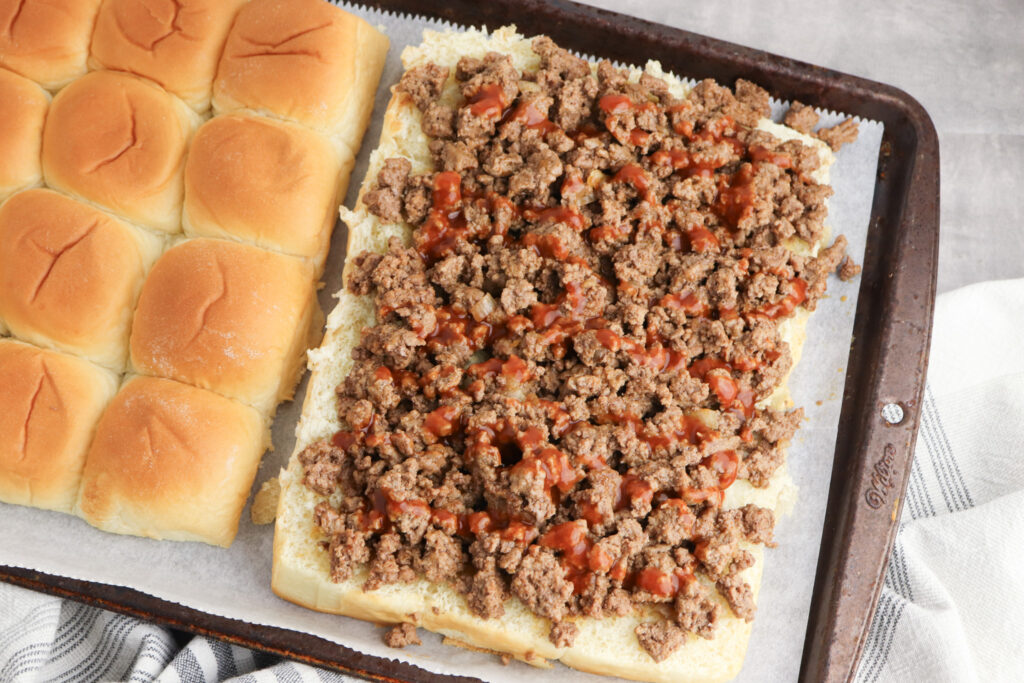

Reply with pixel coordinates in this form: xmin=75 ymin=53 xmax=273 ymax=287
xmin=0 ymin=4 xmax=884 ymax=682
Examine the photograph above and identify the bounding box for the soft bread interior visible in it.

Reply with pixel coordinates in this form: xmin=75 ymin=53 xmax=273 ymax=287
xmin=274 ymin=25 xmax=834 ymax=683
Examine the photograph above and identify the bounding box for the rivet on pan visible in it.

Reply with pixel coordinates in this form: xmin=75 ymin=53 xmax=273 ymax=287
xmin=881 ymin=403 xmax=904 ymax=425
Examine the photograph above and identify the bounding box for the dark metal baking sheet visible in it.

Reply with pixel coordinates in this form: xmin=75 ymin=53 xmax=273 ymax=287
xmin=0 ymin=1 xmax=938 ymax=682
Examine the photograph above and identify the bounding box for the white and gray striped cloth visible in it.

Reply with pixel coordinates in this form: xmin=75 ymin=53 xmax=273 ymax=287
xmin=3 ymin=278 xmax=1023 ymax=682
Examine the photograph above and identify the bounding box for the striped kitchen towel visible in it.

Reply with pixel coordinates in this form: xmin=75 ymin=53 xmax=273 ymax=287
xmin=853 ymin=278 xmax=1024 ymax=683
xmin=3 ymin=278 xmax=1024 ymax=682
xmin=0 ymin=584 xmax=347 ymax=682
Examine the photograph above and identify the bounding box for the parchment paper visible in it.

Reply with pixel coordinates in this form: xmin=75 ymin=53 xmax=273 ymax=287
xmin=0 ymin=4 xmax=884 ymax=682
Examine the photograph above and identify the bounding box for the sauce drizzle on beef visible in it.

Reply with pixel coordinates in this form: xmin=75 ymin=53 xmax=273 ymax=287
xmin=304 ymin=36 xmax=857 ymax=659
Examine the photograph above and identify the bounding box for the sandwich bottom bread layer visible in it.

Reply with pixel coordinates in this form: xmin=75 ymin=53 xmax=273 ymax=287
xmin=274 ymin=25 xmax=839 ymax=682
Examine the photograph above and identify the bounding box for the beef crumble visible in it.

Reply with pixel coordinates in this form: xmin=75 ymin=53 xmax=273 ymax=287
xmin=384 ymin=622 xmax=422 ymax=648
xmin=301 ymin=36 xmax=858 ymax=663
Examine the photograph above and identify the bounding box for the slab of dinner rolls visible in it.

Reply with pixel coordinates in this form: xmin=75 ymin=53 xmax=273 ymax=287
xmin=88 ymin=0 xmax=249 ymax=112
xmin=41 ymin=70 xmax=200 ymax=234
xmin=129 ymin=238 xmax=321 ymax=417
xmin=274 ymin=25 xmax=834 ymax=683
xmin=0 ymin=340 xmax=118 ymax=513
xmin=0 ymin=68 xmax=48 ymax=201
xmin=183 ymin=113 xmax=351 ymax=272
xmin=0 ymin=0 xmax=103 ymax=90
xmin=212 ymin=0 xmax=389 ymax=157
xmin=76 ymin=375 xmax=267 ymax=547
xmin=0 ymin=189 xmax=163 ymax=371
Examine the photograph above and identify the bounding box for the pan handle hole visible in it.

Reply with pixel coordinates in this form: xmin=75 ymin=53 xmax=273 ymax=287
xmin=881 ymin=402 xmax=905 ymax=425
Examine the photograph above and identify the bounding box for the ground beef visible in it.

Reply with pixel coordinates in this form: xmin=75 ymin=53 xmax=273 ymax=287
xmin=718 ymin=574 xmax=756 ymax=621
xmin=635 ymin=621 xmax=686 ymax=662
xmin=735 ymin=79 xmax=771 ymax=117
xmin=510 ymin=548 xmax=574 ymax=622
xmin=384 ymin=622 xmax=421 ymax=648
xmin=740 ymin=504 xmax=775 ymax=545
xmin=802 ymin=235 xmax=849 ymax=308
xmin=328 ymin=529 xmax=369 ymax=582
xmin=464 ymin=562 xmax=507 ymax=619
xmin=816 ymin=118 xmax=860 ymax=151
xmin=549 ymin=620 xmax=579 ymax=648
xmin=673 ymin=578 xmax=718 ymax=637
xmin=417 ymin=528 xmax=464 ymax=582
xmin=313 ymin=34 xmax=861 ymax=664
xmin=397 ymin=64 xmax=449 ymax=110
xmin=839 ymin=254 xmax=862 ymax=281
xmin=422 ymin=103 xmax=455 ymax=138
xmin=783 ymin=101 xmax=820 ymax=134
xmin=298 ymin=440 xmax=343 ymax=496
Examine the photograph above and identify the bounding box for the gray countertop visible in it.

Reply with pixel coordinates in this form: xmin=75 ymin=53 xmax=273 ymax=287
xmin=577 ymin=0 xmax=1024 ymax=294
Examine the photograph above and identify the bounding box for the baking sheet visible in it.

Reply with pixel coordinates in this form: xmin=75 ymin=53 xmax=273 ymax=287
xmin=0 ymin=4 xmax=884 ymax=682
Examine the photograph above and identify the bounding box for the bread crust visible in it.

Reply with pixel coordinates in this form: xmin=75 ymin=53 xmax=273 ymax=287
xmin=128 ymin=238 xmax=320 ymax=417
xmin=273 ymin=26 xmax=834 ymax=682
xmin=76 ymin=375 xmax=268 ymax=547
xmin=88 ymin=0 xmax=249 ymax=112
xmin=0 ymin=340 xmax=118 ymax=513
xmin=182 ymin=113 xmax=349 ymax=272
xmin=0 ymin=189 xmax=163 ymax=371
xmin=212 ymin=0 xmax=389 ymax=158
xmin=0 ymin=0 xmax=103 ymax=90
xmin=41 ymin=70 xmax=200 ymax=234
xmin=0 ymin=66 xmax=49 ymax=201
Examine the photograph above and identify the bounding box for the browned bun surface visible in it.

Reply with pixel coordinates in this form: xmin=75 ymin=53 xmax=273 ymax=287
xmin=0 ymin=339 xmax=117 ymax=513
xmin=129 ymin=237 xmax=320 ymax=416
xmin=182 ymin=113 xmax=347 ymax=270
xmin=41 ymin=70 xmax=198 ymax=234
xmin=88 ymin=0 xmax=249 ymax=112
xmin=0 ymin=188 xmax=162 ymax=371
xmin=0 ymin=0 xmax=103 ymax=90
xmin=212 ymin=0 xmax=389 ymax=155
xmin=76 ymin=374 xmax=267 ymax=547
xmin=0 ymin=67 xmax=48 ymax=200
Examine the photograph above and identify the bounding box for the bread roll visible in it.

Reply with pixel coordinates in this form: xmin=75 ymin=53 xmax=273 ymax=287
xmin=182 ymin=113 xmax=351 ymax=271
xmin=212 ymin=0 xmax=388 ymax=156
xmin=0 ymin=189 xmax=163 ymax=371
xmin=0 ymin=68 xmax=48 ymax=201
xmin=274 ymin=26 xmax=834 ymax=682
xmin=0 ymin=339 xmax=118 ymax=513
xmin=41 ymin=70 xmax=200 ymax=234
xmin=88 ymin=0 xmax=249 ymax=112
xmin=76 ymin=375 xmax=267 ymax=547
xmin=129 ymin=238 xmax=321 ymax=416
xmin=0 ymin=0 xmax=103 ymax=90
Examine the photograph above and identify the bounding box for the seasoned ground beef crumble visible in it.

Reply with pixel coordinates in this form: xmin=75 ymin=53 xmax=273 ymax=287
xmin=300 ymin=36 xmax=858 ymax=661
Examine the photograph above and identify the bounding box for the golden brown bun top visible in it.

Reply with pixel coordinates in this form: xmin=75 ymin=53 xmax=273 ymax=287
xmin=0 ymin=339 xmax=117 ymax=511
xmin=0 ymin=66 xmax=48 ymax=196
xmin=213 ymin=0 xmax=385 ymax=136
xmin=0 ymin=189 xmax=155 ymax=368
xmin=0 ymin=0 xmax=103 ymax=89
xmin=41 ymin=69 xmax=196 ymax=233
xmin=77 ymin=374 xmax=266 ymax=546
xmin=129 ymin=237 xmax=317 ymax=411
xmin=183 ymin=113 xmax=341 ymax=260
xmin=89 ymin=0 xmax=249 ymax=111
